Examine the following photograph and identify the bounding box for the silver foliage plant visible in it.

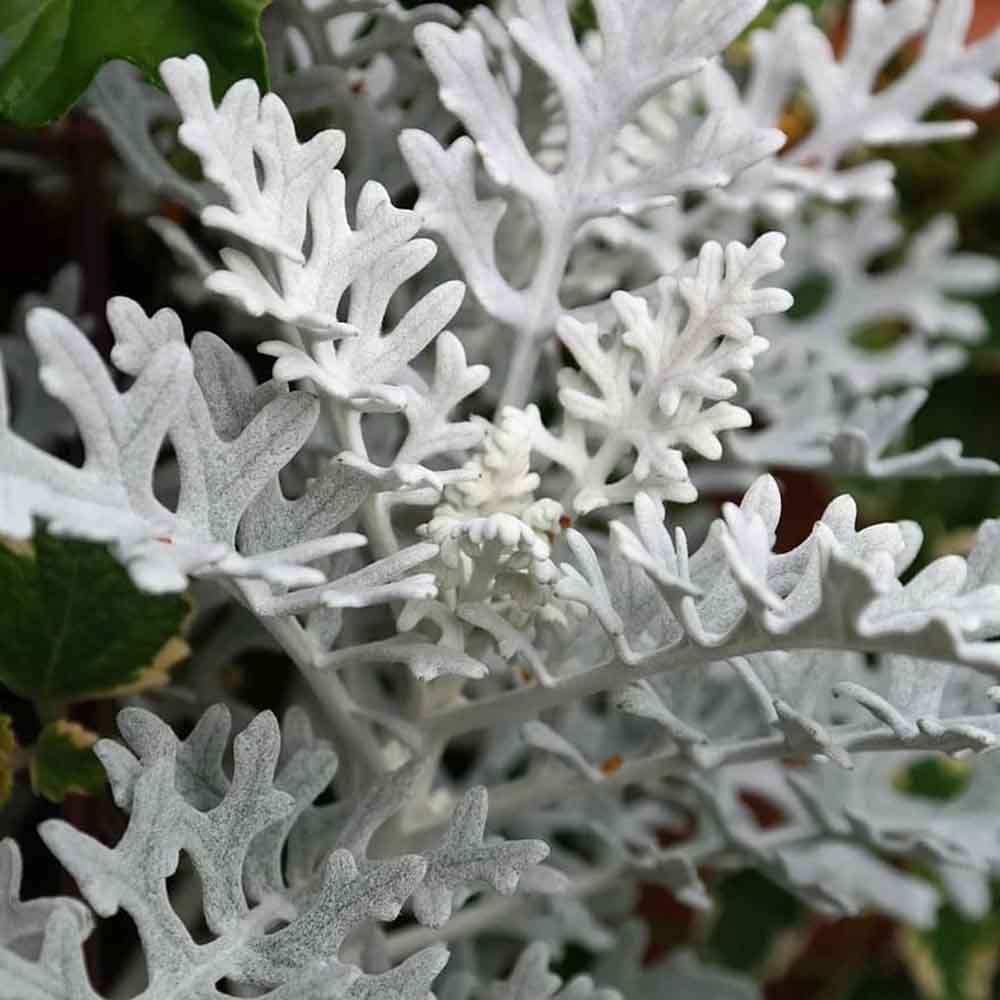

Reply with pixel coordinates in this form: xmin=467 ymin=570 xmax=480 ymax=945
xmin=4 ymin=0 xmax=1000 ymax=996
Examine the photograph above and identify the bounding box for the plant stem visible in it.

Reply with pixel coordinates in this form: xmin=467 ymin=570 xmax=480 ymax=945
xmin=383 ymin=861 xmax=625 ymax=960
xmin=419 ymin=629 xmax=1000 ymax=745
xmin=230 ymin=584 xmax=387 ymax=790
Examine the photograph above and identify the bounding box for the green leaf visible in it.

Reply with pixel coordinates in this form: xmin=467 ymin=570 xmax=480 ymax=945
xmin=30 ymin=720 xmax=105 ymax=802
xmin=570 ymin=0 xmax=596 ymax=34
xmin=0 ymin=530 xmax=190 ymax=708
xmin=0 ymin=0 xmax=271 ymax=127
xmin=0 ymin=714 xmax=17 ymax=806
xmin=895 ymin=756 xmax=972 ymax=802
xmin=901 ymin=902 xmax=1000 ymax=1000
xmin=706 ymin=869 xmax=802 ymax=972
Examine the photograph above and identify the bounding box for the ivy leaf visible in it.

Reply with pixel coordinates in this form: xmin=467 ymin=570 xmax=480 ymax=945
xmin=30 ymin=721 xmax=105 ymax=803
xmin=0 ymin=714 xmax=16 ymax=806
xmin=0 ymin=0 xmax=271 ymax=127
xmin=0 ymin=530 xmax=189 ymax=708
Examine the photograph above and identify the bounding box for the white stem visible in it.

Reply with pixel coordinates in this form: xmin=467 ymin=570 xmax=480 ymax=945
xmin=383 ymin=862 xmax=625 ymax=960
xmin=397 ymin=707 xmax=1000 ymax=850
xmin=496 ymin=215 xmax=576 ymax=412
xmin=418 ymin=623 xmax=1000 ymax=746
xmin=229 ymin=582 xmax=387 ymax=787
xmin=328 ymin=402 xmax=400 ymax=560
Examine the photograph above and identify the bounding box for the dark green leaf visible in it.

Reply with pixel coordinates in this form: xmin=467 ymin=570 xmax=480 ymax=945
xmin=895 ymin=756 xmax=972 ymax=802
xmin=0 ymin=530 xmax=189 ymax=707
xmin=570 ymin=0 xmax=596 ymax=34
xmin=30 ymin=720 xmax=105 ymax=802
xmin=0 ymin=0 xmax=271 ymax=127
xmin=902 ymin=902 xmax=1000 ymax=1000
xmin=707 ymin=869 xmax=802 ymax=972
xmin=0 ymin=713 xmax=16 ymax=805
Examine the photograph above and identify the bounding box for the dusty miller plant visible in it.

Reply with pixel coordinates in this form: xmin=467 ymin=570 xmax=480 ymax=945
xmin=3 ymin=0 xmax=1000 ymax=996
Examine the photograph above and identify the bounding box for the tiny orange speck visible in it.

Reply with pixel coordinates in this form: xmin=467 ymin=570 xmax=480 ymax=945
xmin=600 ymin=754 xmax=623 ymax=775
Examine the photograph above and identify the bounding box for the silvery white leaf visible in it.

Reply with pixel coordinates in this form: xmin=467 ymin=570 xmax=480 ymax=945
xmin=519 ymin=234 xmax=791 ymax=512
xmin=412 ymin=787 xmax=551 ymax=928
xmin=0 ymin=840 xmax=92 ymax=951
xmin=405 ymin=0 xmax=778 ymax=405
xmin=595 ymin=922 xmax=758 ymax=1000
xmin=86 ymin=62 xmax=210 ymax=213
xmin=5 ymin=709 xmax=447 ymax=1000
xmin=483 ymin=941 xmax=620 ymax=1000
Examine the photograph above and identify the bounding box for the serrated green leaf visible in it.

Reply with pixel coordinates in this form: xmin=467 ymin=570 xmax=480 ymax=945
xmin=0 ymin=530 xmax=190 ymax=707
xmin=0 ymin=0 xmax=271 ymax=127
xmin=30 ymin=720 xmax=105 ymax=803
xmin=0 ymin=714 xmax=17 ymax=806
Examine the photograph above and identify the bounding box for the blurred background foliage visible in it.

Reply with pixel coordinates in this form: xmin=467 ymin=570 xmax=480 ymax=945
xmin=655 ymin=2 xmax=1000 ymax=995
xmin=1 ymin=0 xmax=999 ymax=996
